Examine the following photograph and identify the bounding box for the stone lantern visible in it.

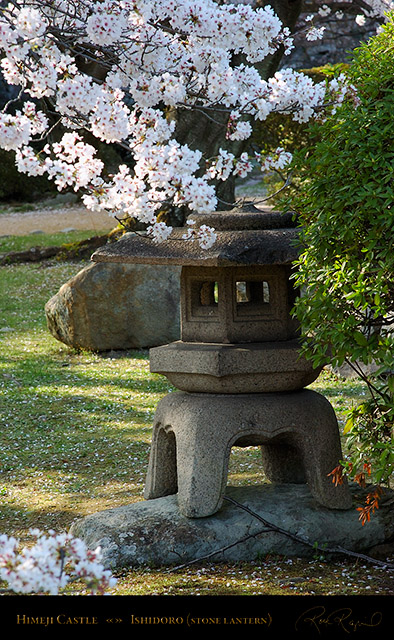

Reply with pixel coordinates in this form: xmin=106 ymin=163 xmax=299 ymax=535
xmin=92 ymin=207 xmax=352 ymax=518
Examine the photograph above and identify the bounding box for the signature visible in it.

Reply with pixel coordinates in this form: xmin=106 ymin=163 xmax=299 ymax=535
xmin=295 ymin=606 xmax=383 ymax=634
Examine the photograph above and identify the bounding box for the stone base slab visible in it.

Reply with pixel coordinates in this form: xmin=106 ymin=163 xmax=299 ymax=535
xmin=69 ymin=484 xmax=394 ymax=570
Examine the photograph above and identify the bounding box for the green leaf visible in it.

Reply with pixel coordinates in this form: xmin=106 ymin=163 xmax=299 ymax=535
xmin=343 ymin=416 xmax=354 ymax=435
xmin=354 ymin=331 xmax=368 ymax=347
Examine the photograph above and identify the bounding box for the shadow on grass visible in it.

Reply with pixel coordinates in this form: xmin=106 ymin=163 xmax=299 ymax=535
xmin=0 ymin=344 xmax=176 ymax=534
xmin=1 ymin=350 xmax=173 ymax=407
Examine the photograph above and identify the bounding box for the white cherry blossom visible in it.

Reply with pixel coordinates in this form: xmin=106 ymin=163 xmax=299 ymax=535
xmin=259 ymin=147 xmax=293 ymax=172
xmin=0 ymin=530 xmax=116 ymax=595
xmin=305 ymin=26 xmax=326 ymax=41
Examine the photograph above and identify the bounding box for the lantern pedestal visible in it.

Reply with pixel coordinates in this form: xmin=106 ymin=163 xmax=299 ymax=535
xmin=144 ymin=390 xmax=352 ymax=518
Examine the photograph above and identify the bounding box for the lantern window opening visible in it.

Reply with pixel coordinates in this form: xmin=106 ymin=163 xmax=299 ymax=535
xmin=186 ymin=275 xmax=221 ymax=321
xmin=235 ymin=280 xmax=270 ymax=305
xmin=200 ymin=281 xmax=219 ymax=306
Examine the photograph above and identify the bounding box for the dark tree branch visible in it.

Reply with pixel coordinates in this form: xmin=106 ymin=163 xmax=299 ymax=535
xmin=169 ymin=495 xmax=394 ymax=572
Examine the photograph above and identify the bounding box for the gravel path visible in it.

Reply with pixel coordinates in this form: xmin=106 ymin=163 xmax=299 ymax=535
xmin=0 ymin=181 xmax=267 ymax=237
xmin=0 ymin=204 xmax=115 ymax=236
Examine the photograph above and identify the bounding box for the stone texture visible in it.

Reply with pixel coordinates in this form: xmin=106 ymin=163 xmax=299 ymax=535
xmin=45 ymin=261 xmax=180 ymax=351
xmin=69 ymin=483 xmax=394 ymax=570
xmin=91 ymin=209 xmax=300 ymax=268
xmin=91 ymin=209 xmax=348 ymax=521
xmin=149 ymin=340 xmax=321 ymax=393
xmin=179 ymin=264 xmax=299 ymax=343
xmin=144 ymin=390 xmax=352 ymax=518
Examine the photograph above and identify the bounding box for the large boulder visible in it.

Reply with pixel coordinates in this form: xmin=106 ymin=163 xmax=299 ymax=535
xmin=69 ymin=483 xmax=394 ymax=570
xmin=45 ymin=262 xmax=181 ymax=351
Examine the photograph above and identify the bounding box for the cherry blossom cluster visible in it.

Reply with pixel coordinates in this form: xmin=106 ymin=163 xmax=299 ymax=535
xmin=0 ymin=101 xmax=47 ymax=152
xmin=258 ymin=147 xmax=293 ymax=173
xmin=0 ymin=1 xmax=362 ymax=246
xmin=182 ymin=218 xmax=218 ymax=249
xmin=0 ymin=530 xmax=117 ymax=595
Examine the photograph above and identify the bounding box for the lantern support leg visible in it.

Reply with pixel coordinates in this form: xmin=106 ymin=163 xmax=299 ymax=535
xmin=144 ymin=390 xmax=352 ymax=518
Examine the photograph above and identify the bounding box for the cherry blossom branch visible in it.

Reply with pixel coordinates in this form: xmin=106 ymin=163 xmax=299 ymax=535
xmin=0 ymin=529 xmax=117 ymax=595
xmin=0 ymin=1 xmax=375 ymax=246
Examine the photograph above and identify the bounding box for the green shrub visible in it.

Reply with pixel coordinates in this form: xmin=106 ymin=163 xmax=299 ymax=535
xmin=284 ymin=19 xmax=394 ymax=508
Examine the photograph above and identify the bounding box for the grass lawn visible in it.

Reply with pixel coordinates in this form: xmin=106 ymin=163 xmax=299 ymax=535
xmin=0 ymin=233 xmax=393 ymax=596
xmin=0 ymin=229 xmax=100 ymax=254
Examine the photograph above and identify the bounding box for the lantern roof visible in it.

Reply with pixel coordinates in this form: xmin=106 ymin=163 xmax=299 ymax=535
xmin=91 ymin=207 xmax=300 ymax=267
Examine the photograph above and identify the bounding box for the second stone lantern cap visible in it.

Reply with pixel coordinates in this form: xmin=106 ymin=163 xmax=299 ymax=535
xmin=92 ymin=207 xmax=321 ymax=393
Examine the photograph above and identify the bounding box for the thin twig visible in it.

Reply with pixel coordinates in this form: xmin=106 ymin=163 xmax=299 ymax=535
xmin=223 ymin=495 xmax=394 ymax=569
xmin=248 ymin=170 xmax=294 ymax=206
xmin=344 ymin=357 xmax=389 ymax=404
xmin=170 ymin=528 xmax=273 ymax=572
xmin=169 ymin=496 xmax=393 ymax=572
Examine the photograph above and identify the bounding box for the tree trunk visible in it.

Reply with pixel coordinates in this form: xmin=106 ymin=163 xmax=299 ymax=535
xmin=165 ymin=0 xmax=303 ymax=225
